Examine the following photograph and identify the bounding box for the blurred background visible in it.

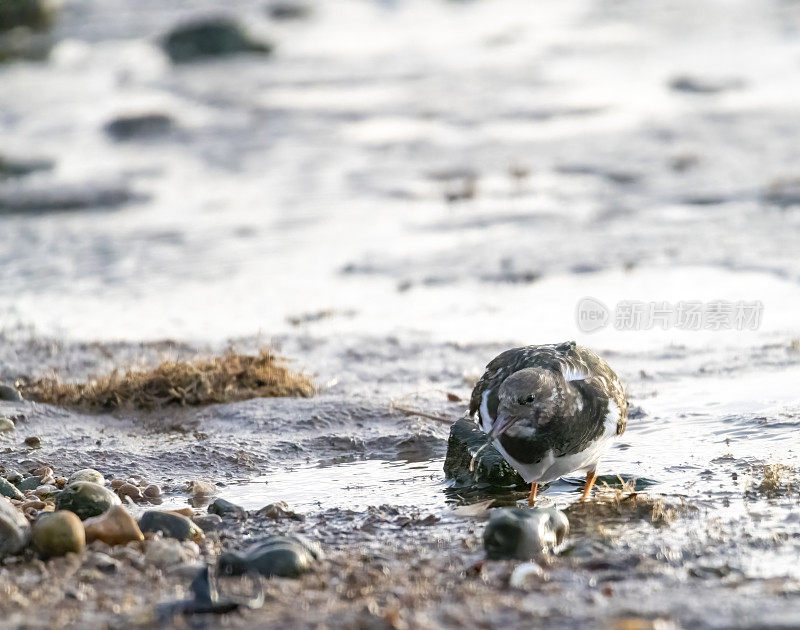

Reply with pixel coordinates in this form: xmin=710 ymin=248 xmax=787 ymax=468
xmin=2 ymin=0 xmax=800 ymax=348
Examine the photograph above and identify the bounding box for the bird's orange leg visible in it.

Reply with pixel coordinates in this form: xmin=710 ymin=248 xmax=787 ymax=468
xmin=528 ymin=482 xmax=538 ymax=506
xmin=581 ymin=470 xmax=598 ymax=500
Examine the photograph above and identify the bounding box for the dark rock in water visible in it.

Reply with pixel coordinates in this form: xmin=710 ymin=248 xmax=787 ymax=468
xmin=669 ymin=75 xmax=743 ymax=94
xmin=764 ymin=177 xmax=800 ymax=209
xmin=208 ymin=498 xmax=247 ymax=520
xmin=0 ymin=477 xmax=24 ymax=500
xmin=267 ymin=2 xmax=311 ymax=20
xmin=139 ymin=510 xmax=203 ymax=542
xmin=443 ymin=416 xmax=524 ymax=487
xmin=0 ymin=181 xmax=146 ymax=214
xmin=55 ymin=481 xmax=121 ymax=520
xmin=0 ymin=496 xmax=30 ymax=558
xmin=0 ymin=0 xmax=56 ymax=62
xmin=0 ymin=0 xmax=55 ymax=33
xmin=483 ymin=507 xmax=569 ymax=560
xmin=0 ymin=383 xmax=22 ymax=402
xmin=162 ymin=18 xmax=272 ymax=64
xmin=217 ymin=535 xmax=322 ymax=579
xmin=255 ymin=501 xmax=303 ymax=521
xmin=193 ymin=514 xmax=223 ymax=532
xmin=104 ymin=114 xmax=174 ymax=141
xmin=0 ymin=156 xmax=52 ymax=179
xmin=24 ymin=436 xmax=40 ymax=448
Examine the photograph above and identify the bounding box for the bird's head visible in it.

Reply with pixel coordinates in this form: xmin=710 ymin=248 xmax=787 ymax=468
xmin=491 ymin=368 xmax=562 ymax=437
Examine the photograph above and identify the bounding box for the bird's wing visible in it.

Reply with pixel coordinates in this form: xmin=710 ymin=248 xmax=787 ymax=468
xmin=469 ymin=342 xmax=627 ymax=434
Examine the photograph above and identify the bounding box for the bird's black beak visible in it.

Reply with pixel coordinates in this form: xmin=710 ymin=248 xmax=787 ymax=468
xmin=490 ymin=412 xmax=518 ymax=438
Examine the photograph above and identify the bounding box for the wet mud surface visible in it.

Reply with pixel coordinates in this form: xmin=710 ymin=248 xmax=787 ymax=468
xmin=2 ymin=0 xmax=800 ymax=628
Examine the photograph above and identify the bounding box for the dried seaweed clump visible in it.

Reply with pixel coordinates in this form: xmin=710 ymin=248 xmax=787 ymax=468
xmin=20 ymin=349 xmax=314 ymax=411
xmin=565 ymin=480 xmax=687 ymax=536
xmin=753 ymin=463 xmax=795 ymax=498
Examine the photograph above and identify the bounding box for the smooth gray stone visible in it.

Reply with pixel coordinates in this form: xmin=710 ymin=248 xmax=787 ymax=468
xmin=483 ymin=507 xmax=569 ymax=560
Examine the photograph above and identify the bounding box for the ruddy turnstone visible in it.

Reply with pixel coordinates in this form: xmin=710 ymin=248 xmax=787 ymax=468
xmin=469 ymin=341 xmax=627 ymax=505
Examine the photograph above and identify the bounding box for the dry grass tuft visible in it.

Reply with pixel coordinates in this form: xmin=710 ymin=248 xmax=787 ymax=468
xmin=565 ymin=481 xmax=685 ymax=537
xmin=754 ymin=463 xmax=794 ymax=497
xmin=20 ymin=349 xmax=314 ymax=411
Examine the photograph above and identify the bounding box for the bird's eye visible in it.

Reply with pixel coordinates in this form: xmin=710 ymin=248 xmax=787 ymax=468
xmin=519 ymin=395 xmax=535 ymax=405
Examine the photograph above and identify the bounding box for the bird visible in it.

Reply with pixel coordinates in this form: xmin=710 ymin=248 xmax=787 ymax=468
xmin=469 ymin=341 xmax=627 ymax=505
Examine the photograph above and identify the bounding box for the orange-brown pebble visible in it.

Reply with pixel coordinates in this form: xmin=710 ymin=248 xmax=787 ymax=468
xmin=143 ymin=484 xmax=161 ymax=499
xmin=83 ymin=505 xmax=144 ymax=546
xmin=117 ymin=483 xmax=143 ymax=501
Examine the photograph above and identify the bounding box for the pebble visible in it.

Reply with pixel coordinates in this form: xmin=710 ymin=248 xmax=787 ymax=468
xmin=256 ymin=501 xmax=302 ymax=521
xmin=161 ymin=18 xmax=272 ymax=63
xmin=0 ymin=416 xmax=15 ymax=432
xmin=116 ymin=483 xmax=143 ymax=501
xmin=33 ymin=484 xmax=58 ymax=499
xmin=187 ymin=480 xmax=217 ymax=497
xmin=104 ymin=114 xmax=174 ymax=141
xmin=24 ymin=436 xmax=40 ymax=448
xmin=32 ymin=511 xmax=85 ymax=557
xmin=483 ymin=507 xmax=569 ymax=560
xmin=0 ymin=384 xmax=22 ymax=402
xmin=139 ymin=510 xmax=204 ymax=542
xmin=32 ymin=466 xmax=52 ymax=478
xmin=144 ymin=538 xmax=196 ymax=568
xmin=217 ymin=535 xmax=322 ymax=579
xmin=55 ymin=481 xmax=121 ymax=520
xmin=0 ymin=496 xmax=30 ymax=558
xmin=193 ymin=514 xmax=223 ymax=532
xmin=0 ymin=477 xmax=24 ymax=500
xmin=86 ymin=550 xmax=120 ymax=573
xmin=83 ymin=505 xmax=144 ymax=546
xmin=21 ymin=498 xmax=46 ymax=511
xmin=68 ymin=469 xmax=104 ymax=486
xmin=208 ymin=498 xmax=246 ymax=519
xmin=16 ymin=476 xmax=43 ymax=492
xmin=143 ymin=484 xmax=161 ymax=499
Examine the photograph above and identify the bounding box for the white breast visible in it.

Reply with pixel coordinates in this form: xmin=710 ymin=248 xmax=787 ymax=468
xmin=479 ymin=393 xmax=621 ymax=484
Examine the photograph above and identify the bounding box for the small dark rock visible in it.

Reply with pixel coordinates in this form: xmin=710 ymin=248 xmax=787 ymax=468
xmin=669 ymin=75 xmax=743 ymax=94
xmin=267 ymin=2 xmax=311 ymax=20
xmin=483 ymin=507 xmax=569 ymax=560
xmin=24 ymin=436 xmax=40 ymax=448
xmin=0 ymin=478 xmax=24 ymax=500
xmin=139 ymin=510 xmax=203 ymax=542
xmin=0 ymin=156 xmax=52 ymax=179
xmin=0 ymin=181 xmax=145 ymax=215
xmin=162 ymin=18 xmax=272 ymax=63
xmin=104 ymin=114 xmax=174 ymax=141
xmin=208 ymin=498 xmax=247 ymax=520
xmin=0 ymin=384 xmax=23 ymax=401
xmin=443 ymin=416 xmax=524 ymax=488
xmin=217 ymin=535 xmax=321 ymax=579
xmin=0 ymin=0 xmax=55 ymax=33
xmin=255 ymin=501 xmax=303 ymax=521
xmin=55 ymin=481 xmax=121 ymax=520
xmin=15 ymin=475 xmax=42 ymax=491
xmin=193 ymin=514 xmax=223 ymax=532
